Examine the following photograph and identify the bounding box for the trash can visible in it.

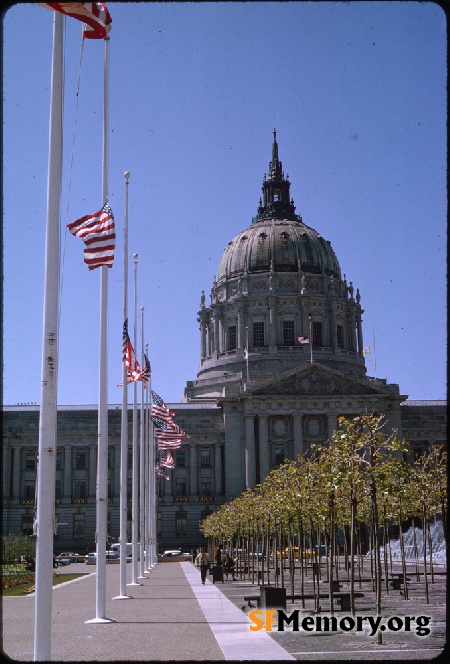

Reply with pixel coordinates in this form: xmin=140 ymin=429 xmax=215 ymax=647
xmin=211 ymin=565 xmax=224 ymax=584
xmin=260 ymin=585 xmax=286 ymax=610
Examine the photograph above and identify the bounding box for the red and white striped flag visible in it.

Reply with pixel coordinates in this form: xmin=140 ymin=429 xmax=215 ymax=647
xmin=155 ymin=464 xmax=170 ymax=480
xmin=122 ymin=319 xmax=142 ymax=382
xmin=151 ymin=391 xmax=172 ymax=423
xmin=160 ymin=451 xmax=175 ymax=469
xmin=67 ymin=202 xmax=115 ymax=270
xmin=39 ymin=2 xmax=112 ymax=39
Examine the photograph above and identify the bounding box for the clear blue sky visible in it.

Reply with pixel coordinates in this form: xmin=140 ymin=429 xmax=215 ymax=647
xmin=2 ymin=2 xmax=447 ymax=406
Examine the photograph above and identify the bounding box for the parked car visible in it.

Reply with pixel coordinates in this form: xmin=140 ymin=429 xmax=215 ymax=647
xmin=85 ymin=551 xmax=119 ymax=565
xmin=159 ymin=550 xmax=191 ymax=558
xmin=56 ymin=552 xmax=87 ymax=564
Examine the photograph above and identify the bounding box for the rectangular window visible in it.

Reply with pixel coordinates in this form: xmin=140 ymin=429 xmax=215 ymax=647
xmin=55 ymin=479 xmax=62 ymax=500
xmin=275 ymin=446 xmax=285 ymax=465
xmin=127 ymin=480 xmax=132 ymax=502
xmin=25 ymin=452 xmax=36 ymax=469
xmin=228 ymin=326 xmax=237 ymax=351
xmin=56 ymin=452 xmax=62 ymax=470
xmin=337 ymin=325 xmax=344 ymax=348
xmin=128 ymin=448 xmax=133 ymax=468
xmin=75 ymin=451 xmax=86 ymax=469
xmin=176 ymin=512 xmax=187 ymax=537
xmin=22 ymin=514 xmax=34 ymax=536
xmin=73 ymin=513 xmax=85 ymax=539
xmin=176 ymin=478 xmax=187 ymax=497
xmin=200 ymin=450 xmax=210 ymax=467
xmin=282 ymin=320 xmax=295 ymax=346
xmin=253 ymin=321 xmax=265 ymax=347
xmin=312 ymin=321 xmax=323 ymax=347
xmin=200 ymin=480 xmax=211 ymax=496
xmin=157 ymin=477 xmax=165 ymax=498
xmin=75 ymin=479 xmax=86 ymax=500
xmin=176 ymin=450 xmax=186 ymax=467
xmin=24 ymin=480 xmax=35 ymax=500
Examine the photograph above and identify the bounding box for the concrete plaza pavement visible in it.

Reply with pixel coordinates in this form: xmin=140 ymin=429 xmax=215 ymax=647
xmin=1 ymin=560 xmax=294 ymax=661
xmin=2 ymin=559 xmax=446 ymax=661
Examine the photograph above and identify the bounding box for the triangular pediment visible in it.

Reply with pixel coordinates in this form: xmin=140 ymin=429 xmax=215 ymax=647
xmin=249 ymin=363 xmax=396 ymax=398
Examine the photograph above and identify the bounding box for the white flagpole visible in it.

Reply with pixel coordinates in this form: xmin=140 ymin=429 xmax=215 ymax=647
xmin=373 ymin=326 xmax=377 ymax=379
xmin=148 ymin=369 xmax=157 ymax=567
xmin=86 ymin=31 xmax=115 ymax=625
xmin=144 ymin=344 xmax=150 ymax=571
xmin=113 ymin=172 xmax=131 ymax=600
xmin=34 ymin=11 xmax=63 ymax=660
xmin=309 ymin=315 xmax=313 ymax=363
xmin=138 ymin=307 xmax=146 ymax=578
xmin=129 ymin=254 xmax=141 ymax=586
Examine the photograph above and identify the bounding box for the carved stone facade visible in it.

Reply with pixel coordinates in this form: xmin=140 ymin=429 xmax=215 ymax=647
xmin=2 ymin=133 xmax=446 ymax=551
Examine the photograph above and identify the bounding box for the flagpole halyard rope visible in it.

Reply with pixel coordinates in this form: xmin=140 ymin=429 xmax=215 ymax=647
xmin=59 ymin=31 xmax=85 ymax=329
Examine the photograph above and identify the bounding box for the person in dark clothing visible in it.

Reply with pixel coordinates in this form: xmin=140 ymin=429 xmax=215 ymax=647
xmin=214 ymin=546 xmax=223 ymax=567
xmin=195 ymin=547 xmax=210 ymax=584
xmin=223 ymin=552 xmax=236 ymax=580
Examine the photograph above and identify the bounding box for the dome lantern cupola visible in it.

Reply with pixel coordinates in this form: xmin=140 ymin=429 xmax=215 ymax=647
xmin=189 ymin=131 xmax=367 ymax=400
xmin=256 ymin=128 xmax=299 ymax=222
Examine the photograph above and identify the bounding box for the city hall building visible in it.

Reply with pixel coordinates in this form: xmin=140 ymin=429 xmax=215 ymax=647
xmin=2 ymin=132 xmax=446 ymax=553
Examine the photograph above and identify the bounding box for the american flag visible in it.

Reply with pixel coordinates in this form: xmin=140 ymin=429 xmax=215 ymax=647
xmin=151 ymin=391 xmax=172 ymax=422
xmin=152 ymin=417 xmax=189 ymax=440
xmin=155 ymin=464 xmax=170 ymax=479
xmin=140 ymin=353 xmax=151 ymax=387
xmin=67 ymin=202 xmax=115 ymax=270
xmin=298 ymin=336 xmax=310 ymax=344
xmin=122 ymin=319 xmax=142 ymax=382
xmin=160 ymin=451 xmax=175 ymax=469
xmin=39 ymin=2 xmax=112 ymax=39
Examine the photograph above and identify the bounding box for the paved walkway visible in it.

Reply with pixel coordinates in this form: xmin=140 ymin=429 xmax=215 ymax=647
xmin=2 ymin=561 xmax=294 ymax=661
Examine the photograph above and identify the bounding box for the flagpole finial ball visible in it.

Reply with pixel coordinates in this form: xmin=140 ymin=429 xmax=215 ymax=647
xmin=141 ymin=306 xmax=144 ymax=311
xmin=124 ymin=171 xmax=130 ymax=179
xmin=134 ymin=253 xmax=138 ymax=259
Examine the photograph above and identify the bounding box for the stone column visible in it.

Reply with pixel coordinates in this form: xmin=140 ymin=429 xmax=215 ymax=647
xmin=293 ymin=414 xmax=303 ymax=459
xmin=200 ymin=319 xmax=207 ymax=360
xmin=244 ymin=415 xmax=256 ymax=489
xmin=2 ymin=444 xmax=10 ymax=499
xmin=356 ymin=312 xmax=364 ymax=356
xmin=327 ymin=415 xmax=338 ymax=440
xmin=189 ymin=444 xmax=198 ymax=496
xmin=214 ymin=444 xmax=222 ymax=496
xmin=258 ymin=415 xmax=270 ymax=482
xmin=12 ymin=446 xmax=21 ymax=500
xmin=88 ymin=444 xmax=96 ymax=497
xmin=213 ymin=315 xmax=220 ymax=355
xmin=63 ymin=445 xmax=72 ymax=501
xmin=349 ymin=311 xmax=356 ymax=352
xmin=330 ymin=304 xmax=338 ymax=348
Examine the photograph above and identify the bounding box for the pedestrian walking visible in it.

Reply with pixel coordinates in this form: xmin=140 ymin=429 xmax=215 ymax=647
xmin=195 ymin=547 xmax=210 ymax=584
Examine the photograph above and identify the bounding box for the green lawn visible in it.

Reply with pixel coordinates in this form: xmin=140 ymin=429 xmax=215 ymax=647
xmin=2 ymin=573 xmax=88 ymax=597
